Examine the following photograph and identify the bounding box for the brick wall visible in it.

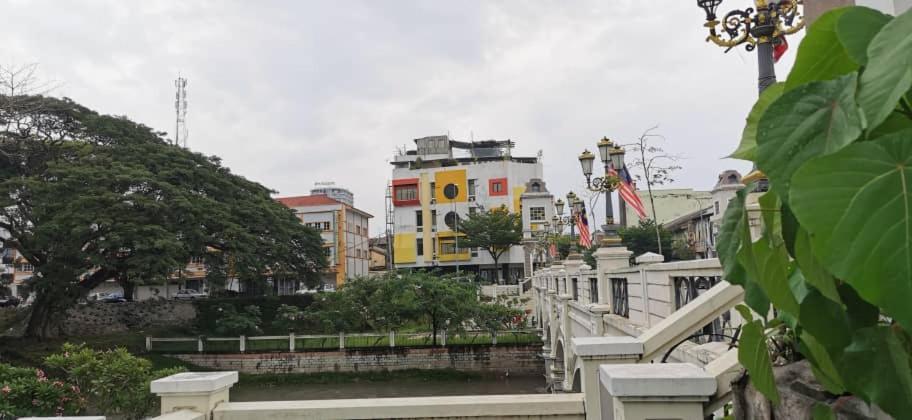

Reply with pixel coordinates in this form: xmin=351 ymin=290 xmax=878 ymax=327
xmin=172 ymin=345 xmax=543 ymax=375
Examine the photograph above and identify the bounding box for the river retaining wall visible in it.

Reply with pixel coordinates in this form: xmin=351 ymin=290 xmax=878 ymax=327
xmin=171 ymin=345 xmax=543 ymax=375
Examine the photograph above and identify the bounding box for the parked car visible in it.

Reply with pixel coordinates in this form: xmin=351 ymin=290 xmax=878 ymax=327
xmin=294 ymin=288 xmax=319 ymax=295
xmin=0 ymin=295 xmax=20 ymax=307
xmin=173 ymin=289 xmax=208 ymax=300
xmin=100 ymin=292 xmax=127 ymax=303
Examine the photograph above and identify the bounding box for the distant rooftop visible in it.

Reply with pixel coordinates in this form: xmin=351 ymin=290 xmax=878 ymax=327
xmin=392 ymin=135 xmax=537 ymax=168
xmin=276 ymin=194 xmax=374 ymax=218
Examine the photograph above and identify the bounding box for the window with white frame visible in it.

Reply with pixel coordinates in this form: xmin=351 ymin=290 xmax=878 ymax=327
xmin=529 ymin=206 xmax=546 ymax=221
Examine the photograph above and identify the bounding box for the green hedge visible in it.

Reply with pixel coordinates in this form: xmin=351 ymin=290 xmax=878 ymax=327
xmin=193 ymin=295 xmax=314 ymax=335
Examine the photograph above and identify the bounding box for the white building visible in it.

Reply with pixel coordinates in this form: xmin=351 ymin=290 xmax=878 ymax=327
xmin=390 ymin=136 xmax=548 ymax=283
xmin=277 ymin=194 xmax=372 ymax=290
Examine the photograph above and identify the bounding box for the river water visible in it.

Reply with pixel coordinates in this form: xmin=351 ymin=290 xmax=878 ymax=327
xmin=231 ymin=374 xmax=547 ymax=401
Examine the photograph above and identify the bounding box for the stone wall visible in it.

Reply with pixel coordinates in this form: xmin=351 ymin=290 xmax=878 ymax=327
xmin=172 ymin=345 xmax=543 ymax=375
xmin=62 ymin=300 xmax=196 ymax=337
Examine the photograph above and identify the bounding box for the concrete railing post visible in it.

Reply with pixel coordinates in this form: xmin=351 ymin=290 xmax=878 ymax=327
xmin=239 ymin=335 xmax=246 ymax=353
xmin=442 ymin=330 xmax=447 ymax=347
xmin=599 ymin=363 xmax=716 ymax=420
xmin=151 ymin=371 xmax=238 ymax=417
xmin=339 ymin=332 xmax=345 ymax=350
xmin=389 ymin=330 xmax=396 ymax=348
xmin=197 ymin=336 xmax=204 ymax=353
xmin=289 ymin=332 xmax=295 ymax=352
xmin=146 ymin=336 xmax=152 ymax=352
xmin=571 ymin=337 xmax=644 ymax=420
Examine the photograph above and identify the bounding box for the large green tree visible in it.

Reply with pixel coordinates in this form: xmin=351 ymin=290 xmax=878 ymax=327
xmin=618 ymin=220 xmax=672 ymax=261
xmin=458 ymin=206 xmax=522 ymax=283
xmin=0 ymin=94 xmax=327 ymax=337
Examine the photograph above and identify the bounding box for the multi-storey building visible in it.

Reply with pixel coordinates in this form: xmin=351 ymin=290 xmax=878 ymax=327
xmin=390 ymin=136 xmax=550 ymax=283
xmin=277 ymin=193 xmax=372 ymax=290
xmin=1 ymin=248 xmax=33 ymax=298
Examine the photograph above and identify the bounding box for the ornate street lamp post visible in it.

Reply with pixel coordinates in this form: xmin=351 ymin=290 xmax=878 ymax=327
xmin=579 ymin=137 xmax=626 ymax=247
xmin=696 ymin=0 xmax=804 ymax=94
xmin=553 ymin=192 xmax=584 ymax=259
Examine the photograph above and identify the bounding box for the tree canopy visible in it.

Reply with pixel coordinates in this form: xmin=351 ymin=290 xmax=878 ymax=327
xmin=458 ymin=206 xmax=522 ymax=282
xmin=0 ymin=94 xmax=327 ymax=336
xmin=618 ymin=219 xmax=672 ymax=261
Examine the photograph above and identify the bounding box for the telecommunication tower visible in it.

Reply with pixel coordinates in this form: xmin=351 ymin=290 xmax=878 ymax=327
xmin=174 ymin=76 xmax=188 ymax=147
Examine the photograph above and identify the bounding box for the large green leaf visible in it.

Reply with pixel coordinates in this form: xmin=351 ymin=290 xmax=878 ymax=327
xmin=836 ymin=7 xmax=892 ymax=66
xmin=799 ymin=332 xmax=845 ymax=394
xmin=839 ymin=326 xmax=912 ymax=417
xmin=717 ymin=185 xmax=750 ymax=284
xmin=739 ymin=238 xmax=799 ymax=316
xmin=739 ymin=320 xmax=780 ymax=404
xmin=756 ymin=73 xmax=863 ymax=200
xmin=785 ymin=8 xmax=857 ymax=91
xmin=794 ymin=228 xmax=841 ymax=304
xmin=758 ymin=191 xmax=783 ymax=245
xmin=790 ymin=130 xmax=912 ymax=330
xmin=857 ymin=8 xmax=912 ymax=131
xmin=798 ymin=290 xmax=851 ymax=351
xmin=731 ymin=83 xmax=784 ymax=161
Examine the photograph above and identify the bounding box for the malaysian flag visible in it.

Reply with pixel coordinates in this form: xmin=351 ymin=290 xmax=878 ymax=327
xmin=576 ymin=211 xmax=592 ymax=248
xmin=610 ymin=164 xmax=648 ymax=220
xmin=549 ymin=242 xmax=558 ymax=257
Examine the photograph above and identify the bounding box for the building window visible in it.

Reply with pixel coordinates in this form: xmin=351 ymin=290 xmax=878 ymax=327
xmin=430 ymin=182 xmax=437 ymax=200
xmin=571 ymin=278 xmax=579 ymax=300
xmin=395 ymin=185 xmax=418 ymax=201
xmin=355 ymin=225 xmax=361 ymax=235
xmin=468 ymin=179 xmax=477 ymax=198
xmin=489 ymin=178 xmax=508 ymax=196
xmin=469 ymin=207 xmax=477 ymax=216
xmin=715 ymin=201 xmax=720 ymax=215
xmin=19 ymin=264 xmax=33 ymax=273
xmin=189 ymin=256 xmax=204 ymax=265
xmin=529 ymin=206 xmax=546 ymax=221
xmin=324 ymin=247 xmax=332 ymax=257
xmin=416 ymin=211 xmax=423 ymax=232
xmin=589 ymin=278 xmax=598 ymax=303
xmin=431 ymin=210 xmax=437 ymax=232
xmin=417 ymin=238 xmax=424 ymax=256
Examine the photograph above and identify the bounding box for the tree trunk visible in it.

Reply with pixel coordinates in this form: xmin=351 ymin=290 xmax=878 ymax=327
xmin=490 ymin=252 xmax=502 ymax=284
xmin=431 ymin=315 xmax=438 ymax=346
xmin=25 ymin=291 xmax=58 ymax=338
xmin=121 ymin=281 xmax=136 ymax=302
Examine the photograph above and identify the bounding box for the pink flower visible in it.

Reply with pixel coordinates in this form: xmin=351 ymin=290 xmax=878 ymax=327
xmin=53 ymin=380 xmax=64 ymax=387
xmin=35 ymin=369 xmax=47 ymax=382
xmin=32 ymin=398 xmax=39 ymax=406
xmin=1 ymin=385 xmax=10 ymax=394
xmin=64 ymin=351 xmax=70 ymax=358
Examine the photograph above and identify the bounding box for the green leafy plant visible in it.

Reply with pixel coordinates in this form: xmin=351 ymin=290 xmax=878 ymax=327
xmin=720 ymin=6 xmax=912 ymax=417
xmin=213 ymin=304 xmax=263 ymax=336
xmin=0 ymin=364 xmax=86 ymax=418
xmin=271 ymin=304 xmax=305 ymax=332
xmin=43 ymin=343 xmax=184 ymax=419
xmin=619 ymin=219 xmax=673 ymax=261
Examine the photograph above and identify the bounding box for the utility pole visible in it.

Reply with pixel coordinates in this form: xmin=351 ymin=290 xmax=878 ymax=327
xmin=174 ymin=76 xmax=188 ymax=147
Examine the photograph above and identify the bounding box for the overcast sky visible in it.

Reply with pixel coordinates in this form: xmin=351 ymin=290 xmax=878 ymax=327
xmin=2 ymin=0 xmax=802 ymax=234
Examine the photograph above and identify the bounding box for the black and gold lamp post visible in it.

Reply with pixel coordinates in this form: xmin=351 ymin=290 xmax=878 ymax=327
xmin=696 ymin=0 xmax=804 ymax=94
xmin=553 ymin=192 xmax=584 ymax=259
xmin=579 ymin=137 xmax=626 ymax=247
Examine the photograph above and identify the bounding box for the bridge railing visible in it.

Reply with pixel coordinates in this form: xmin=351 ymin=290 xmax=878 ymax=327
xmin=146 ymin=329 xmax=542 ymax=353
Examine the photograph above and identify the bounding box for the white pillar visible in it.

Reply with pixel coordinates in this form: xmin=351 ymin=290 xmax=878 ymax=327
xmin=599 ymin=364 xmax=716 ymax=420
xmin=239 ymin=336 xmax=245 ymax=353
xmin=571 ymin=336 xmax=644 ymax=420
xmin=289 ymin=332 xmax=295 ymax=352
xmin=389 ymin=330 xmax=396 ymax=348
xmin=151 ymin=371 xmax=238 ymax=416
xmin=339 ymin=332 xmax=345 ymax=350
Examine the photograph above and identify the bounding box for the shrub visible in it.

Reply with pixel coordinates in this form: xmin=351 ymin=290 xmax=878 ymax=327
xmin=43 ymin=343 xmax=184 ymax=419
xmin=213 ymin=304 xmax=262 ymax=336
xmin=0 ymin=364 xmax=86 ymax=418
xmin=194 ymin=294 xmax=314 ymax=334
xmin=271 ymin=304 xmax=304 ymax=332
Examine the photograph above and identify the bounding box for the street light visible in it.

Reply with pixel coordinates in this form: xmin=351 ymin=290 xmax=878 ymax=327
xmin=553 ymin=192 xmax=583 ymax=259
xmin=696 ymin=0 xmax=804 ymax=94
xmin=579 ymin=137 xmax=626 ymax=247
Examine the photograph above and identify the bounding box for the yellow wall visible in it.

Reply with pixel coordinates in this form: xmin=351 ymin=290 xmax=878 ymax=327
xmin=420 ymin=173 xmax=432 ymax=262
xmin=434 ymin=169 xmax=467 ymax=204
xmin=436 ymin=231 xmax=471 ymax=262
xmin=393 ymin=232 xmax=417 ymax=264
xmin=512 ymin=186 xmax=526 ymax=213
xmin=336 ymin=210 xmax=346 ymax=286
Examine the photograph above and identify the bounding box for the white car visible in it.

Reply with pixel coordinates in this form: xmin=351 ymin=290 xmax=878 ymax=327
xmin=173 ymin=289 xmax=208 ymax=300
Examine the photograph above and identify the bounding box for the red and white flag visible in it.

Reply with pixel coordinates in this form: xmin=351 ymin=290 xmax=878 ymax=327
xmin=549 ymin=242 xmax=558 ymax=257
xmin=610 ymin=165 xmax=648 ymax=220
xmin=576 ymin=212 xmax=592 ymax=249
xmin=773 ymin=36 xmax=789 ymax=63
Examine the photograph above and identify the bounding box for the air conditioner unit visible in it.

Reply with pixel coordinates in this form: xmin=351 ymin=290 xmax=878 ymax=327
xmin=430 ymin=198 xmax=437 ymax=204
xmin=468 ymin=196 xmax=476 ymax=202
